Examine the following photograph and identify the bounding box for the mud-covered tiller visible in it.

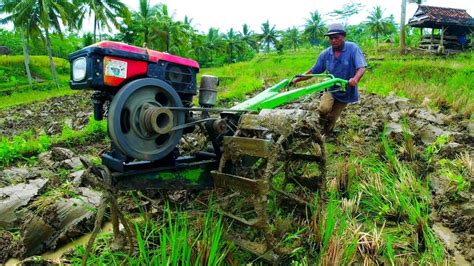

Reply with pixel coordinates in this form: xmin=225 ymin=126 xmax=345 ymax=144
xmin=69 ymin=41 xmax=348 ymax=261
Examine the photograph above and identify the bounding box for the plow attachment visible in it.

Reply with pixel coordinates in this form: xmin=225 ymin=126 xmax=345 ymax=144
xmin=212 ymin=109 xmax=326 ymax=261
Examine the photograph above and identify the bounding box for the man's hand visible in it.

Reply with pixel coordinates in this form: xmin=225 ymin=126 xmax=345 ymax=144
xmin=348 ymin=78 xmax=358 ymax=87
xmin=348 ymin=68 xmax=365 ymax=88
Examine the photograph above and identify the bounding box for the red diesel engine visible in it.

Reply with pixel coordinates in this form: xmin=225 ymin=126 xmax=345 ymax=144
xmin=68 ymin=41 xmax=215 ymax=172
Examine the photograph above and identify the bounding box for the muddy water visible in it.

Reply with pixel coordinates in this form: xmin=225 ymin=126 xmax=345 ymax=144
xmin=5 ymin=222 xmax=113 ymax=265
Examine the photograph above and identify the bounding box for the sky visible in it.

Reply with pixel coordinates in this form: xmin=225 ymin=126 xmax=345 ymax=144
xmin=1 ymin=0 xmax=473 ymax=35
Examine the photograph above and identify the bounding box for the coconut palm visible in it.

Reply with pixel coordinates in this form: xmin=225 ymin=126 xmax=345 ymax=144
xmin=149 ymin=4 xmax=187 ymax=53
xmin=203 ymin=28 xmax=225 ymax=63
xmin=7 ymin=0 xmax=75 ymax=87
xmin=0 ymin=0 xmax=34 ymax=86
xmin=241 ymin=24 xmax=258 ymax=52
xmin=258 ymin=20 xmax=279 ymax=53
xmin=282 ymin=27 xmax=302 ymax=51
xmin=366 ymin=6 xmax=396 ymax=50
xmin=222 ymin=28 xmax=244 ymax=63
xmin=130 ymin=0 xmax=159 ymax=46
xmin=191 ymin=34 xmax=208 ymax=62
xmin=74 ymin=0 xmax=130 ymax=43
xmin=304 ymin=11 xmax=325 ymax=46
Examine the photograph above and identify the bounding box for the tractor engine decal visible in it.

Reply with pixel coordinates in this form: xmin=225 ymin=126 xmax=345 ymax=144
xmin=103 ymin=56 xmax=147 ymax=87
xmin=105 ymin=58 xmax=127 ymax=78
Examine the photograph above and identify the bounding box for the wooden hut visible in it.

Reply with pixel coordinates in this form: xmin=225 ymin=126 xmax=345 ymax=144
xmin=408 ymin=5 xmax=474 ymax=53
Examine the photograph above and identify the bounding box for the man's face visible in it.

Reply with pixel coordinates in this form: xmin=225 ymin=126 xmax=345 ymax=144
xmin=328 ymin=34 xmax=345 ymax=50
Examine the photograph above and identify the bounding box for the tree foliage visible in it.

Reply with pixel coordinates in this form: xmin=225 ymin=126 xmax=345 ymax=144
xmin=0 ymin=2 xmax=430 ymax=73
xmin=258 ymin=20 xmax=280 ymax=53
xmin=303 ymin=11 xmax=326 ymax=46
xmin=366 ymin=6 xmax=397 ymax=50
xmin=327 ymin=1 xmax=364 ymax=24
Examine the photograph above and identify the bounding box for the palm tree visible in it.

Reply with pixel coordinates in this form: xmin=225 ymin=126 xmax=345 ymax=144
xmin=9 ymin=0 xmax=74 ymax=87
xmin=74 ymin=0 xmax=130 ymax=43
xmin=304 ymin=11 xmax=325 ymax=46
xmin=222 ymin=28 xmax=244 ymax=63
xmin=241 ymin=24 xmax=258 ymax=52
xmin=258 ymin=20 xmax=279 ymax=53
xmin=0 ymin=0 xmax=33 ymax=86
xmin=282 ymin=27 xmax=302 ymax=51
xmin=366 ymin=6 xmax=395 ymax=50
xmin=203 ymin=28 xmax=224 ymax=63
xmin=149 ymin=4 xmax=187 ymax=53
xmin=191 ymin=34 xmax=208 ymax=62
xmin=130 ymin=0 xmax=158 ymax=46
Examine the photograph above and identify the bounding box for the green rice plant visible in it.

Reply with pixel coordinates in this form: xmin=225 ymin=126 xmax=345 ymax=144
xmin=72 ymin=200 xmax=231 ymax=266
xmin=425 ymin=134 xmax=449 ymax=163
xmin=0 ymin=118 xmax=106 ymax=166
xmin=0 ymin=85 xmax=76 ymax=110
xmin=445 ymin=170 xmax=470 ymax=194
xmin=0 ymin=130 xmax=51 ymax=165
xmin=218 ymin=75 xmax=263 ymax=101
xmin=309 ymin=193 xmax=359 ymax=265
xmin=433 ymin=158 xmax=471 ymax=196
xmin=384 ymin=235 xmax=395 ymax=265
xmin=56 ymin=117 xmax=107 ymax=145
xmin=360 ymin=55 xmax=474 ymax=117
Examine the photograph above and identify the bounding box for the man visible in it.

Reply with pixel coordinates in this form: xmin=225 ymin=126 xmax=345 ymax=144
xmin=293 ymin=23 xmax=367 ymax=135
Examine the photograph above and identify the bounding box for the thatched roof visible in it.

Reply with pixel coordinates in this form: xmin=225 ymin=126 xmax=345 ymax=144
xmin=408 ymin=5 xmax=474 ymax=32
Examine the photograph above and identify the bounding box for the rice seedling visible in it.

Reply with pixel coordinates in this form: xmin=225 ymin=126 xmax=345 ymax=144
xmin=0 ymin=117 xmax=107 ymax=166
xmin=459 ymin=151 xmax=473 ymax=177
xmin=70 ymin=200 xmax=233 ymax=266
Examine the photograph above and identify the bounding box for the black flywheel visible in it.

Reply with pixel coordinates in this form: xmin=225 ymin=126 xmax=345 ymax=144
xmin=108 ymin=78 xmax=184 ymax=161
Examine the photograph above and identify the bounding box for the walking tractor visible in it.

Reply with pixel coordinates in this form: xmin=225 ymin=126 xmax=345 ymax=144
xmin=69 ymin=41 xmax=348 ymax=260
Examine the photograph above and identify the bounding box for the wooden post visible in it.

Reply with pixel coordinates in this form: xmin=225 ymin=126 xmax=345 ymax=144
xmin=420 ymin=27 xmax=423 ymax=47
xmin=439 ymin=26 xmax=445 ymax=54
xmin=431 ymin=28 xmax=435 ymax=50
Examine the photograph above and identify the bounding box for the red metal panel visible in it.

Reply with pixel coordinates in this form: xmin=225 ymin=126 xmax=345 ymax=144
xmin=94 ymin=41 xmax=200 ymax=69
xmin=103 ymin=56 xmax=148 ymax=87
xmin=96 ymin=41 xmax=146 ymax=54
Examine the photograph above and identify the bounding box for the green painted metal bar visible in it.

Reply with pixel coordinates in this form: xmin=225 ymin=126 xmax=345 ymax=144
xmin=231 ymin=74 xmax=348 ymax=111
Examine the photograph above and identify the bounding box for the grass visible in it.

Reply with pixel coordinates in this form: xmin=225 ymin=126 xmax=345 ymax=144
xmin=69 ymin=201 xmax=232 ymax=265
xmin=351 ymin=129 xmax=445 ymax=264
xmin=0 ymin=85 xmax=76 ymax=110
xmin=361 ymin=54 xmax=474 ymax=117
xmin=200 ymin=50 xmax=474 ymax=118
xmin=0 ymin=117 xmax=107 ymax=166
xmin=0 ymin=55 xmax=73 ymax=109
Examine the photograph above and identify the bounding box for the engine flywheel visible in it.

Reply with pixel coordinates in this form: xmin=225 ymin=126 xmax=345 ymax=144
xmin=108 ymin=78 xmax=184 ymax=161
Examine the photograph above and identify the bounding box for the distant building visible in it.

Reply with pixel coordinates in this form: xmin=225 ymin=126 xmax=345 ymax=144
xmin=408 ymin=5 xmax=474 ymax=53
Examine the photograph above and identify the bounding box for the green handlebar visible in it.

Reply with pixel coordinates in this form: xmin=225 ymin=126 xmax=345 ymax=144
xmin=231 ymin=74 xmax=348 ymax=111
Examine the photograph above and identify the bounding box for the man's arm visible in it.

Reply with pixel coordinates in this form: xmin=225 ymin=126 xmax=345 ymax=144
xmin=292 ymin=69 xmax=313 ymax=84
xmin=349 ymin=44 xmax=367 ymax=87
xmin=293 ymin=52 xmax=326 ymax=85
xmin=348 ymin=67 xmax=365 ymax=87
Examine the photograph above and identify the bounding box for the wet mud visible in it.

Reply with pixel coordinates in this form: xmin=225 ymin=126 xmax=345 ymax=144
xmin=0 ymin=91 xmax=93 ymax=137
xmin=0 ymin=91 xmax=472 ymax=264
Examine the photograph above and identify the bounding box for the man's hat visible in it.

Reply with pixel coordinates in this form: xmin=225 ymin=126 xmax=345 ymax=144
xmin=324 ymin=23 xmax=346 ymax=36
